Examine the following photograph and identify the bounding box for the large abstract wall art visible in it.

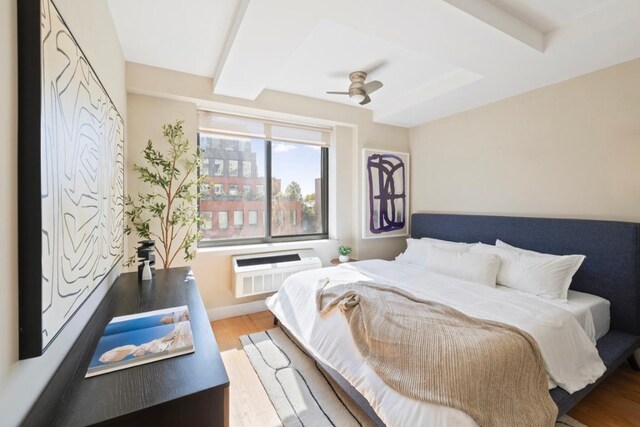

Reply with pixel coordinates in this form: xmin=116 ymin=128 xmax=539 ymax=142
xmin=18 ymin=0 xmax=124 ymax=358
xmin=362 ymin=149 xmax=410 ymax=239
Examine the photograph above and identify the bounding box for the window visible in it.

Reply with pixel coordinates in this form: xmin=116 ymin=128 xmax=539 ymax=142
xmin=242 ymin=161 xmax=252 ymax=177
xmin=228 ymin=160 xmax=238 ymax=177
xmin=201 ymin=158 xmax=210 ymax=176
xmin=234 ymin=210 xmax=243 ymax=228
xmin=198 ymin=111 xmax=329 ymax=246
xmin=218 ymin=211 xmax=228 ymax=229
xmin=213 ymin=159 xmax=224 ymax=176
xmin=275 ymin=209 xmax=284 ymax=226
xmin=249 ymin=210 xmax=258 ymax=226
xmin=202 ymin=211 xmax=213 ymax=229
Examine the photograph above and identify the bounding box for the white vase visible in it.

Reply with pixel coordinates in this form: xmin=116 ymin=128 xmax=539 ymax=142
xmin=142 ymin=260 xmax=152 ymax=280
xmin=339 ymin=255 xmax=350 ymax=263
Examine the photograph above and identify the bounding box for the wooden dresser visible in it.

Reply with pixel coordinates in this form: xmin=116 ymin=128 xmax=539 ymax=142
xmin=24 ymin=267 xmax=229 ymax=426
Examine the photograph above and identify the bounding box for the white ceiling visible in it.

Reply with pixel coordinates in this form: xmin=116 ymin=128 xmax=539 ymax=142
xmin=108 ymin=0 xmax=640 ymax=128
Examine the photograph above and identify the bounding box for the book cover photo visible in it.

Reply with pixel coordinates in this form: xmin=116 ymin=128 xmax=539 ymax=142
xmin=86 ymin=306 xmax=194 ymax=378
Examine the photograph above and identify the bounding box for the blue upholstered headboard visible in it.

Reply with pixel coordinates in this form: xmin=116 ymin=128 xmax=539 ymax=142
xmin=411 ymin=213 xmax=640 ymax=335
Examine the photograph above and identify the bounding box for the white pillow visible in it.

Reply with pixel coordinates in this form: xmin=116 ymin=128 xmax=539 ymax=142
xmin=470 ymin=242 xmax=585 ymax=301
xmin=425 ymin=246 xmax=502 ymax=287
xmin=395 ymin=238 xmax=473 ymax=266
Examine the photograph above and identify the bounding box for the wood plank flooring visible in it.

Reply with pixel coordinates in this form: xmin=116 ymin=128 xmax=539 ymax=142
xmin=212 ymin=311 xmax=281 ymax=427
xmin=211 ymin=311 xmax=640 ymax=427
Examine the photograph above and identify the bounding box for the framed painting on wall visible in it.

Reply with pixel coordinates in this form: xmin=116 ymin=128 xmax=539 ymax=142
xmin=17 ymin=0 xmax=125 ymax=358
xmin=362 ymin=149 xmax=410 ymax=239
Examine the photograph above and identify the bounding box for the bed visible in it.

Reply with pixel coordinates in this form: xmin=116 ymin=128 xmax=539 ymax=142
xmin=267 ymin=213 xmax=640 ymax=426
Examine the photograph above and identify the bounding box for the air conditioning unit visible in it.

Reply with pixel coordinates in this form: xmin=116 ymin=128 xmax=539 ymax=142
xmin=231 ymin=249 xmax=322 ymax=298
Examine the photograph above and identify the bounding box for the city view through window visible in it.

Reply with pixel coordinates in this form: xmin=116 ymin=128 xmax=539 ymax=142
xmin=199 ymin=134 xmax=326 ymax=244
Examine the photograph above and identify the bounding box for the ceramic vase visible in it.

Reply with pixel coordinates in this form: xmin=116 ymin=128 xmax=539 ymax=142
xmin=142 ymin=260 xmax=152 ymax=280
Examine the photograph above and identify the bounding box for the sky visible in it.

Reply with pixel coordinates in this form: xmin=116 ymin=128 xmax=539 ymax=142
xmin=252 ymin=140 xmax=321 ymax=196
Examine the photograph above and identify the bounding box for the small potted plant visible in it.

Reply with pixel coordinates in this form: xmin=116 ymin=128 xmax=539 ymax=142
xmin=338 ymin=245 xmax=352 ymax=263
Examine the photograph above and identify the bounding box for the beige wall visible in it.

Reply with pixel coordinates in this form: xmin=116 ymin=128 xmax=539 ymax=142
xmin=0 ymin=0 xmax=125 ymax=424
xmin=410 ymin=58 xmax=640 ymax=222
xmin=125 ymin=63 xmax=410 ymax=310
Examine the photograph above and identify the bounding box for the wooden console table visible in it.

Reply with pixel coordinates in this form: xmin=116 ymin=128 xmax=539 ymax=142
xmin=24 ymin=267 xmax=229 ymax=426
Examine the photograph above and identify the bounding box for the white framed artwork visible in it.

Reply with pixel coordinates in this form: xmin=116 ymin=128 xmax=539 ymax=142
xmin=362 ymin=149 xmax=410 ymax=239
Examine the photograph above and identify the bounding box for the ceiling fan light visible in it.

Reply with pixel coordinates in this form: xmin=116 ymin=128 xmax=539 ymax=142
xmin=350 ymin=93 xmax=366 ymax=104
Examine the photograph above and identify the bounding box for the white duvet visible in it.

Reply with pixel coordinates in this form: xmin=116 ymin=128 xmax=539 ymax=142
xmin=266 ymin=260 xmax=606 ymax=427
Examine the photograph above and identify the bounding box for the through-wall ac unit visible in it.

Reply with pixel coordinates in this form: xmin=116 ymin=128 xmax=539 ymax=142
xmin=231 ymin=249 xmax=322 ymax=298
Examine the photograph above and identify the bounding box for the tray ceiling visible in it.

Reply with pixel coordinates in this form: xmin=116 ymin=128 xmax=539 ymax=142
xmin=108 ymin=0 xmax=640 ymax=127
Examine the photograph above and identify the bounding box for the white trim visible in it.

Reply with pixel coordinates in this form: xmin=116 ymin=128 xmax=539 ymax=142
xmin=207 ymin=300 xmax=269 ymax=321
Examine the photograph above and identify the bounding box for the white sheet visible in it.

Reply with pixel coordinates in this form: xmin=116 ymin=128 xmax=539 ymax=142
xmin=563 ymin=290 xmax=611 ymax=341
xmin=493 ymin=286 xmax=611 ymax=343
xmin=266 ymin=260 xmax=606 ymax=427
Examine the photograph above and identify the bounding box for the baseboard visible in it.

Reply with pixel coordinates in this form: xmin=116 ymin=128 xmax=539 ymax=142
xmin=207 ymin=300 xmax=268 ymax=321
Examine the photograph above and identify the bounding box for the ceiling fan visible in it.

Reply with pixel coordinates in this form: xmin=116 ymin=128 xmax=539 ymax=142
xmin=326 ymin=71 xmax=383 ymax=105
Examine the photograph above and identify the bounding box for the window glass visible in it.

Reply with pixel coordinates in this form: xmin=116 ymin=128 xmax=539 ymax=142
xmin=242 ymin=161 xmax=252 ymax=177
xmin=199 ymin=135 xmax=267 ymax=241
xmin=218 ymin=211 xmax=228 ymax=229
xmin=234 ymin=210 xmax=243 ymax=227
xmin=271 ymin=142 xmax=324 ymax=236
xmin=201 ymin=211 xmax=213 ymax=229
xmin=248 ymin=210 xmax=258 ymax=226
xmin=228 ymin=160 xmax=238 ymax=176
xmin=213 ymin=159 xmax=224 ymax=176
xmin=201 ymin=158 xmax=210 ymax=176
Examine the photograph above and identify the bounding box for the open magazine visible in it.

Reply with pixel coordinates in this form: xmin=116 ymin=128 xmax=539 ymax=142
xmin=86 ymin=306 xmax=194 ymax=378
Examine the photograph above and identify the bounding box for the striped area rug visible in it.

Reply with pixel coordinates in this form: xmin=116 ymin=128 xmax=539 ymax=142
xmin=241 ymin=327 xmax=587 ymax=427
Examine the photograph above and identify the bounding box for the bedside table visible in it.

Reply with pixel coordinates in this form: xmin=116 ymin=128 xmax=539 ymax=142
xmin=330 ymin=258 xmax=359 ymax=265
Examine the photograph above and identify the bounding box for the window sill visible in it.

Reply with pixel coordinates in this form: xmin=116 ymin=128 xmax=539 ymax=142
xmin=196 ymin=238 xmax=338 ymax=257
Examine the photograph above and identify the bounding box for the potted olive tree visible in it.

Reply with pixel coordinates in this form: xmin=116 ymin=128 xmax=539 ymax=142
xmin=124 ymin=120 xmax=205 ymax=268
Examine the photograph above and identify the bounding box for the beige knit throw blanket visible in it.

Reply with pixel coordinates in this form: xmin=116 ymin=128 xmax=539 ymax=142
xmin=316 ymin=280 xmax=558 ymax=427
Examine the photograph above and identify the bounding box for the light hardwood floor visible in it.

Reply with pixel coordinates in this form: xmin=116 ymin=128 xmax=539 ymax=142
xmin=211 ymin=311 xmax=640 ymax=427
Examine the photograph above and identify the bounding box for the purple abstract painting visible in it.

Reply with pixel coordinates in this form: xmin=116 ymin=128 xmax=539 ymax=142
xmin=365 ymin=151 xmax=408 ymax=236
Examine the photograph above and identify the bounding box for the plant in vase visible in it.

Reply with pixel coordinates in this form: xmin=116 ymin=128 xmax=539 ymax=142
xmin=338 ymin=245 xmax=352 ymax=263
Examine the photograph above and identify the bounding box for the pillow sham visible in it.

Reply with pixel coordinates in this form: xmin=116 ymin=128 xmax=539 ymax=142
xmin=395 ymin=237 xmax=473 ymax=266
xmin=470 ymin=242 xmax=585 ymax=301
xmin=425 ymin=246 xmax=502 ymax=287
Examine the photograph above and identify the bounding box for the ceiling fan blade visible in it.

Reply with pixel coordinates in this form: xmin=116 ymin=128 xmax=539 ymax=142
xmin=363 ymin=60 xmax=388 ymax=76
xmin=359 ymin=95 xmax=371 ymax=105
xmin=363 ymin=80 xmax=383 ymax=94
xmin=326 ymin=91 xmax=349 ymax=95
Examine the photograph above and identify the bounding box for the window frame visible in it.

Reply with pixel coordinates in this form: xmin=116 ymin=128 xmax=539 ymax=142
xmin=198 ymin=134 xmax=329 ymax=247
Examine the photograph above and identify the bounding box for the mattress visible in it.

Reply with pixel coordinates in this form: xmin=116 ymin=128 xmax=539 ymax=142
xmin=266 ymin=260 xmax=607 ymax=427
xmin=561 ymin=290 xmax=611 ymax=341
xmin=494 ymin=286 xmax=611 ymax=342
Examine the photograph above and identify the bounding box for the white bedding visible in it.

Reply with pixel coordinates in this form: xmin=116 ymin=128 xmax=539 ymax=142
xmin=493 ymin=286 xmax=611 ymax=343
xmin=561 ymin=290 xmax=611 ymax=341
xmin=266 ymin=260 xmax=607 ymax=427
